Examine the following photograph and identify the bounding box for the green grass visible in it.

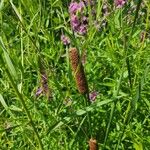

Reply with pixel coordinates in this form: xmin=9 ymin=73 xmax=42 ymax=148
xmin=0 ymin=0 xmax=150 ymax=149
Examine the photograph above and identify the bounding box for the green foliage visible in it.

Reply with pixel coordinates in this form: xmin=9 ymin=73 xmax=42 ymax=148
xmin=0 ymin=0 xmax=150 ymax=149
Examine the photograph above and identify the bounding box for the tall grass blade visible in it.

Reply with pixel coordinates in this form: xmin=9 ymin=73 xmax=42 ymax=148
xmin=0 ymin=38 xmax=17 ymax=79
xmin=9 ymin=0 xmax=22 ymax=21
xmin=0 ymin=94 xmax=8 ymax=110
xmin=116 ymin=1 xmax=144 ymax=148
xmin=0 ymin=56 xmax=44 ymax=150
xmin=104 ymin=70 xmax=123 ymax=146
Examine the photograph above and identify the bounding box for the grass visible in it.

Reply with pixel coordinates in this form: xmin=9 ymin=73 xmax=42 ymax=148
xmin=0 ymin=0 xmax=150 ymax=149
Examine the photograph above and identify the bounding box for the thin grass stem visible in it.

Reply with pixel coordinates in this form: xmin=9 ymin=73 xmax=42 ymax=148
xmin=1 ymin=56 xmax=44 ymax=150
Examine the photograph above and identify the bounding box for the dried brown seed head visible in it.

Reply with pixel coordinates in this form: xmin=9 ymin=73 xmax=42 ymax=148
xmin=89 ymin=138 xmax=98 ymax=150
xmin=69 ymin=48 xmax=88 ymax=94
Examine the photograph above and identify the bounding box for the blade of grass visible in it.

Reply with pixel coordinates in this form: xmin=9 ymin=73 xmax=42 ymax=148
xmin=116 ymin=81 xmax=141 ymax=149
xmin=116 ymin=1 xmax=143 ymax=149
xmin=9 ymin=0 xmax=41 ymax=53
xmin=131 ymin=0 xmax=143 ymax=36
xmin=0 ymin=55 xmax=44 ymax=150
xmin=0 ymin=94 xmax=15 ymax=118
xmin=103 ymin=69 xmax=123 ymax=147
xmin=76 ymin=99 xmax=113 ymax=116
xmin=69 ymin=116 xmax=87 ymax=148
xmin=0 ymin=38 xmax=17 ymax=80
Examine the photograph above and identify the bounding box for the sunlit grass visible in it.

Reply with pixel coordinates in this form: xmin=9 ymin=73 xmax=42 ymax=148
xmin=0 ymin=0 xmax=150 ymax=149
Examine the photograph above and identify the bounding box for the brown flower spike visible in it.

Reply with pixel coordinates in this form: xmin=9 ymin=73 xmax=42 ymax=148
xmin=89 ymin=138 xmax=98 ymax=150
xmin=69 ymin=48 xmax=89 ymax=94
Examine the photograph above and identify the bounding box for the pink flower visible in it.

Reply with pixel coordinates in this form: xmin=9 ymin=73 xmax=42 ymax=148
xmin=79 ymin=1 xmax=85 ymax=9
xmin=61 ymin=35 xmax=70 ymax=45
xmin=69 ymin=1 xmax=88 ymax=35
xmin=35 ymin=87 xmax=43 ymax=97
xmin=69 ymin=0 xmax=96 ymax=35
xmin=69 ymin=2 xmax=80 ymax=14
xmin=78 ymin=25 xmax=87 ymax=35
xmin=82 ymin=16 xmax=88 ymax=25
xmin=70 ymin=15 xmax=80 ymax=31
xmin=35 ymin=69 xmax=52 ymax=99
xmin=83 ymin=0 xmax=95 ymax=6
xmin=89 ymin=91 xmax=98 ymax=102
xmin=115 ymin=0 xmax=126 ymax=8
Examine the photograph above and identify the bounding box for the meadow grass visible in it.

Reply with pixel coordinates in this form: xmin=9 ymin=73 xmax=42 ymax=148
xmin=0 ymin=0 xmax=150 ymax=149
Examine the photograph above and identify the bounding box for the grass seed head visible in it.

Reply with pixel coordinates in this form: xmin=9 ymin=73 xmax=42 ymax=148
xmin=69 ymin=48 xmax=88 ymax=94
xmin=89 ymin=138 xmax=98 ymax=150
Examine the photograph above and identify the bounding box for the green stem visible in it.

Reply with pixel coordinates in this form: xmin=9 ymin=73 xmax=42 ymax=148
xmin=1 ymin=57 xmax=44 ymax=150
xmin=103 ymin=70 xmax=123 ymax=147
xmin=115 ymin=1 xmax=143 ymax=148
xmin=84 ymin=94 xmax=92 ymax=139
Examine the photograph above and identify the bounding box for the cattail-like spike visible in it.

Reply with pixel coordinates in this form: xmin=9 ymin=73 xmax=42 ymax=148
xmin=69 ymin=48 xmax=89 ymax=95
xmin=89 ymin=138 xmax=98 ymax=150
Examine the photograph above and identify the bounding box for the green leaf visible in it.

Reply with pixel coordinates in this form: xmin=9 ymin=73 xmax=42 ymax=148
xmin=9 ymin=0 xmax=22 ymax=21
xmin=0 ymin=94 xmax=14 ymax=117
xmin=76 ymin=109 xmax=86 ymax=116
xmin=10 ymin=105 xmax=22 ymax=112
xmin=76 ymin=99 xmax=113 ymax=116
xmin=133 ymin=142 xmax=143 ymax=150
xmin=0 ymin=38 xmax=17 ymax=79
xmin=0 ymin=94 xmax=8 ymax=110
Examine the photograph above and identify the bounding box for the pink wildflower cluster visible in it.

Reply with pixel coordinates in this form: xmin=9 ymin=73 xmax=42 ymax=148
xmin=61 ymin=35 xmax=70 ymax=45
xmin=115 ymin=0 xmax=126 ymax=8
xmin=69 ymin=1 xmax=93 ymax=35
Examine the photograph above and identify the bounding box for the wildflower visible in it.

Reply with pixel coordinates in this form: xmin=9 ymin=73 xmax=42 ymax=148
xmin=35 ymin=87 xmax=43 ymax=97
xmin=35 ymin=72 xmax=50 ymax=98
xmin=61 ymin=34 xmax=70 ymax=45
xmin=89 ymin=91 xmax=98 ymax=102
xmin=82 ymin=16 xmax=88 ymax=25
xmin=79 ymin=1 xmax=85 ymax=9
xmin=70 ymin=14 xmax=80 ymax=31
xmin=115 ymin=0 xmax=126 ymax=8
xmin=102 ymin=4 xmax=109 ymax=16
xmin=35 ymin=61 xmax=52 ymax=100
xmin=79 ymin=25 xmax=87 ymax=35
xmin=69 ymin=48 xmax=89 ymax=94
xmin=83 ymin=0 xmax=95 ymax=6
xmin=69 ymin=1 xmax=88 ymax=35
xmin=69 ymin=2 xmax=80 ymax=14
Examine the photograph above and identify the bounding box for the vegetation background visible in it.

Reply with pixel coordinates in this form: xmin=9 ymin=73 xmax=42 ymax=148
xmin=0 ymin=0 xmax=150 ymax=149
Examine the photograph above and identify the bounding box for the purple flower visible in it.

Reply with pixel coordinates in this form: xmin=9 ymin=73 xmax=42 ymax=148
xmin=35 ymin=87 xmax=43 ymax=97
xmin=82 ymin=16 xmax=88 ymax=25
xmin=70 ymin=15 xmax=80 ymax=30
xmin=79 ymin=1 xmax=85 ymax=9
xmin=78 ymin=25 xmax=87 ymax=35
xmin=102 ymin=4 xmax=109 ymax=16
xmin=83 ymin=0 xmax=95 ymax=6
xmin=69 ymin=2 xmax=80 ymax=14
xmin=41 ymin=73 xmax=47 ymax=82
xmin=35 ymin=69 xmax=52 ymax=99
xmin=61 ymin=35 xmax=70 ymax=45
xmin=69 ymin=1 xmax=89 ymax=35
xmin=89 ymin=91 xmax=98 ymax=102
xmin=115 ymin=0 xmax=126 ymax=8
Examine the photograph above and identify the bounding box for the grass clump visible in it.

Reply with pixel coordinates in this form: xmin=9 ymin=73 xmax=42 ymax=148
xmin=0 ymin=0 xmax=150 ymax=149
